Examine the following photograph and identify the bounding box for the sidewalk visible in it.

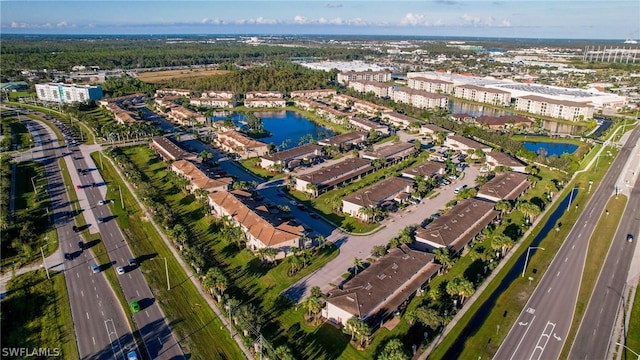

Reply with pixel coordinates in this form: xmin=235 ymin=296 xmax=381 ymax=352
xmin=0 ymin=250 xmax=64 ymax=298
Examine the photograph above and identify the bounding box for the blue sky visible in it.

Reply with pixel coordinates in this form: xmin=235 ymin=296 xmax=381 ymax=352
xmin=1 ymin=1 xmax=638 ymax=39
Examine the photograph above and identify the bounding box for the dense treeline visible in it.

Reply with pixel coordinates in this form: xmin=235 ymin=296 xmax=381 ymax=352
xmin=0 ymin=36 xmax=376 ymax=77
xmin=167 ymin=61 xmax=338 ymax=94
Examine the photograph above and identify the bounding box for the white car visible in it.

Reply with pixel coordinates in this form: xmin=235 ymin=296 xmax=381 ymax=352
xmin=98 ymin=200 xmax=107 ymax=206
xmin=116 ymin=266 xmax=125 ymax=275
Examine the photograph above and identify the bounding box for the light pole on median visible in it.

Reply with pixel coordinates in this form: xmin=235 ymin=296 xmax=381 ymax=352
xmin=522 ymin=246 xmax=545 ymax=277
xmin=616 ymin=342 xmax=640 ymax=360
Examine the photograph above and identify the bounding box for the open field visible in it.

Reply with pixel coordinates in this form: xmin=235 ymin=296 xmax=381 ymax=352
xmin=136 ymin=69 xmax=231 ymax=83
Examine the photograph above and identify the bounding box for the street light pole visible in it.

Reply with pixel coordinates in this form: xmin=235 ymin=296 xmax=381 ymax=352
xmin=616 ymin=342 xmax=640 ymax=360
xmin=119 ymin=185 xmax=124 ymax=209
xmin=522 ymin=246 xmax=545 ymax=277
xmin=31 ymin=175 xmax=38 ymax=195
xmin=40 ymin=245 xmax=50 ymax=279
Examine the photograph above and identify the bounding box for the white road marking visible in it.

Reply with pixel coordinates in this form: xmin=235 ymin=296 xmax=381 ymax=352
xmin=547 ymin=287 xmax=552 ymax=293
xmin=77 ymin=273 xmax=80 ymax=278
xmin=94 ymin=286 xmax=97 ymax=291
xmin=128 ymin=274 xmax=132 ymax=279
xmin=136 ymin=290 xmax=140 ymax=297
xmin=530 ymin=321 xmax=556 ymax=360
xmin=81 ymin=290 xmax=84 ymax=297
xmin=86 ymin=312 xmax=90 ymax=319
xmin=510 ymin=315 xmax=536 ymax=360
xmin=572 ymin=244 xmax=575 ymax=249
xmin=96 ymin=294 xmax=99 ymax=299
xmin=556 ymin=271 xmax=560 ymax=277
xmin=553 ymin=333 xmax=562 ymax=341
xmin=92 ymin=337 xmax=96 ymax=345
xmin=565 ymin=257 xmax=569 ymax=262
xmin=146 ymin=311 xmax=150 ymax=318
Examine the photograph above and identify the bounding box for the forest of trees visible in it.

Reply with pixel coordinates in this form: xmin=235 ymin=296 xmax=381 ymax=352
xmin=0 ymin=35 xmax=376 ymax=78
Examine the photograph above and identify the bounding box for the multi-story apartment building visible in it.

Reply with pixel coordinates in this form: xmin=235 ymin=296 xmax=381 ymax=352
xmin=35 ymin=83 xmax=103 ymax=104
xmin=167 ymin=106 xmax=206 ymax=125
xmin=391 ymin=87 xmax=448 ymax=109
xmin=515 ymin=95 xmax=594 ymax=121
xmin=348 ymin=80 xmax=393 ymax=98
xmin=337 ymin=70 xmax=392 ymax=85
xmin=453 ymin=84 xmax=511 ymax=106
xmin=289 ymin=89 xmax=337 ymax=99
xmin=215 ymin=131 xmax=269 ymax=159
xmin=407 ymin=77 xmax=454 ymax=94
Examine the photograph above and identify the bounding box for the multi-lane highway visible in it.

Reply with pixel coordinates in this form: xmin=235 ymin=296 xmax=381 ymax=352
xmin=569 ymin=138 xmax=640 ymax=359
xmin=18 ymin=107 xmax=185 ymax=359
xmin=21 ymin=114 xmax=136 ymax=360
xmin=494 ymin=126 xmax=640 ymax=360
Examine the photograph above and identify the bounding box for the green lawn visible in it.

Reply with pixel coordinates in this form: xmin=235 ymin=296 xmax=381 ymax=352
xmin=91 ymin=151 xmax=245 ymax=360
xmin=1 ymin=116 xmax=31 ymax=151
xmin=625 ymin=279 xmax=640 ymax=359
xmin=428 ymin=146 xmax=620 ymax=359
xmin=0 ymin=270 xmax=79 ymax=360
xmin=1 ymin=161 xmax=58 ymax=269
xmin=239 ymin=157 xmax=285 ymax=180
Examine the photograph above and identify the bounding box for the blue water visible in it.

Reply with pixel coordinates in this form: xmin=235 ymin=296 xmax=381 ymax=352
xmin=209 ymin=110 xmax=333 ymax=150
xmin=523 ymin=141 xmax=578 ymax=157
xmin=441 ymin=188 xmax=578 ymax=359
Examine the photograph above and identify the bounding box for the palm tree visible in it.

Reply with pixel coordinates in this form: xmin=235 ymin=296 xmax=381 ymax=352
xmin=433 ymin=247 xmax=454 ymax=273
xmin=314 ymin=234 xmax=326 ymax=249
xmin=354 ymin=320 xmax=372 ymax=349
xmin=491 ymin=234 xmax=514 ymax=258
xmin=358 ymin=206 xmax=375 ymax=222
xmin=310 ymin=286 xmax=324 ymax=299
xmin=344 ymin=317 xmax=360 ymax=342
xmin=378 ymin=338 xmax=410 ymax=360
xmin=302 ymin=296 xmax=323 ymax=324
xmin=412 ymin=306 xmax=443 ymax=330
xmin=273 ymin=345 xmax=295 ymax=360
xmin=446 ymin=278 xmax=475 ymax=306
xmin=352 ymin=257 xmax=364 ymax=275
xmin=494 ymin=200 xmax=512 ymax=213
xmin=306 ymin=183 xmax=319 ymax=198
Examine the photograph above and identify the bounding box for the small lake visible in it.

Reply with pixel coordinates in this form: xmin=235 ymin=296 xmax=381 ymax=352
xmin=523 ymin=141 xmax=578 ymax=157
xmin=449 ymin=99 xmax=513 ymax=117
xmin=210 ymin=110 xmax=333 ymax=150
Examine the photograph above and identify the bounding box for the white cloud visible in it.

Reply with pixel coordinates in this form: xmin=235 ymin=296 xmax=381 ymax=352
xmin=461 ymin=13 xmax=482 ymax=25
xmin=293 ymin=15 xmax=310 ymax=24
xmin=324 ymin=2 xmax=343 ymax=8
xmin=202 ymin=18 xmax=224 ymax=25
xmin=254 ymin=17 xmax=278 ymax=25
xmin=400 ymin=13 xmax=427 ymax=26
xmin=501 ymin=19 xmax=512 ymax=27
xmin=10 ymin=21 xmax=27 ymax=28
xmin=56 ymin=20 xmax=68 ymax=27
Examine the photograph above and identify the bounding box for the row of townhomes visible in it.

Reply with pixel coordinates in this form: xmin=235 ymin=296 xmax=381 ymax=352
xmin=324 ymin=170 xmax=531 ymax=329
xmin=415 ymin=171 xmax=530 ymax=254
xmin=150 ymin=136 xmax=305 ymax=258
xmin=98 ymin=94 xmax=148 ymax=124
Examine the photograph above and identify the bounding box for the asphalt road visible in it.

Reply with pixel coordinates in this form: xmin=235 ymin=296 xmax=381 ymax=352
xmin=494 ymin=126 xmax=640 ymax=360
xmin=21 ymin=115 xmax=135 ymax=360
xmin=569 ymin=138 xmax=640 ymax=358
xmin=71 ymin=147 xmax=185 ymax=359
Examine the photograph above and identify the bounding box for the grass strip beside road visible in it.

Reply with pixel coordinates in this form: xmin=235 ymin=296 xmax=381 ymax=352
xmin=560 ymin=195 xmax=628 ymax=359
xmin=625 ymin=280 xmax=640 ymax=359
xmin=0 ymin=270 xmax=79 ymax=360
xmin=90 ymin=151 xmax=245 ymax=360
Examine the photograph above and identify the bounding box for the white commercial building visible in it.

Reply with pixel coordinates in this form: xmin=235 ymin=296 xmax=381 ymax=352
xmin=36 ymin=83 xmax=103 ymax=104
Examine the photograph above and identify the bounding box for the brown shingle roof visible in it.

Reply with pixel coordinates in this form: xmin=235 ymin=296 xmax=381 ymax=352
xmin=478 ymin=172 xmax=530 ymax=201
xmin=151 ymin=136 xmax=189 ymax=161
xmin=362 ymin=142 xmax=416 ymax=161
xmin=518 ymin=95 xmax=593 ymax=108
xmin=416 ymin=198 xmax=499 ymax=253
xmin=318 ymin=131 xmax=367 ymax=147
xmin=343 ymin=177 xmax=414 ymax=207
xmin=262 ymin=143 xmax=321 ymax=162
xmin=402 ymin=161 xmax=446 ymax=178
xmin=327 ymin=245 xmax=441 ymax=327
xmin=298 ymin=157 xmax=372 ymax=186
